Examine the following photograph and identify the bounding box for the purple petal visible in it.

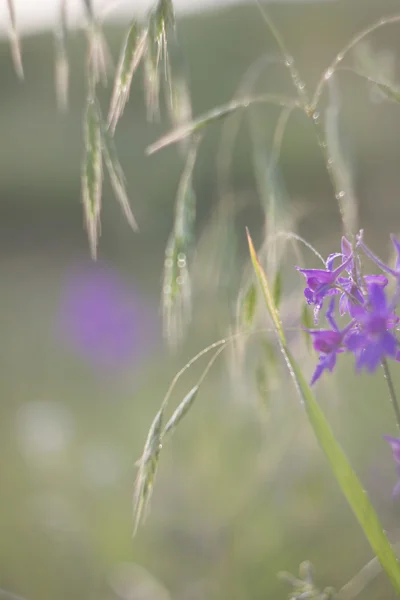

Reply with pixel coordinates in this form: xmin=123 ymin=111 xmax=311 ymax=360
xmin=326 ymin=253 xmax=342 ymax=271
xmin=392 ymin=478 xmax=400 ymax=499
xmin=381 ymin=331 xmax=398 ymax=358
xmin=308 ymin=329 xmax=342 ymax=353
xmin=384 ymin=435 xmax=400 ymax=467
xmin=363 ymin=274 xmax=388 ymax=288
xmin=297 ymin=268 xmax=336 ymax=286
xmin=368 ymin=283 xmax=387 ymax=313
xmin=357 ymin=343 xmax=382 ymax=372
xmin=331 ymin=253 xmax=353 ymax=278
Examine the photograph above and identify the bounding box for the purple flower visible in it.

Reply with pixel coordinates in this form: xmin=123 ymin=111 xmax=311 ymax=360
xmin=296 ymin=251 xmax=353 ymax=320
xmin=337 ymin=274 xmax=388 ymax=317
xmin=58 ymin=262 xmax=157 ymax=370
xmin=307 ymin=316 xmax=354 ymax=384
xmin=346 ymin=283 xmax=399 ymax=372
xmin=383 ymin=435 xmax=400 ymax=498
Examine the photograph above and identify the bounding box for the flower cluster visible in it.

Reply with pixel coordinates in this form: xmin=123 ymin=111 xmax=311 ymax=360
xmin=297 ymin=231 xmax=400 ymax=386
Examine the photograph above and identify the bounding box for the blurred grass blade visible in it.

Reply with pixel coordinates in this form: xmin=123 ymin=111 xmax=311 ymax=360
xmin=242 ymin=282 xmax=257 ymax=328
xmin=247 ymin=230 xmax=400 ymax=595
xmin=108 ymin=21 xmax=148 ymax=133
xmin=162 ymin=385 xmax=199 ymax=437
xmin=301 ymin=303 xmax=313 ymax=350
xmin=376 ymin=82 xmax=400 ymax=104
xmin=6 ymin=0 xmax=23 ymax=79
xmin=272 ymin=270 xmax=282 ymax=309
xmin=82 ymin=99 xmax=103 ymax=259
xmin=101 ymin=120 xmax=138 ymax=231
xmin=133 ymin=409 xmax=163 ymax=535
xmin=54 ymin=0 xmax=69 ymax=112
xmin=147 ymin=95 xmax=299 ymax=155
xmin=325 ymin=77 xmax=358 ymax=234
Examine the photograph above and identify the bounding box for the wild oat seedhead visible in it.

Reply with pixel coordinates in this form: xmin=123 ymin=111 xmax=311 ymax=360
xmin=108 ymin=21 xmax=148 ymax=133
xmin=81 ymin=93 xmax=137 ymax=257
xmin=100 ymin=120 xmax=138 ymax=232
xmin=279 ymin=561 xmax=336 ymax=600
xmin=162 ymin=385 xmax=199 ymax=438
xmin=144 ymin=0 xmax=176 ymax=121
xmin=133 ymin=409 xmax=163 ymax=535
xmin=82 ymin=97 xmax=103 ymax=259
xmin=82 ymin=0 xmax=110 ymax=86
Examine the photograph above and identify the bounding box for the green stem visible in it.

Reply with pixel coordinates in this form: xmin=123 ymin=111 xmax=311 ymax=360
xmin=382 ymin=359 xmax=400 ymax=431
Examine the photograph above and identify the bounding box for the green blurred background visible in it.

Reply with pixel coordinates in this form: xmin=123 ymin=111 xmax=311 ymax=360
xmin=3 ymin=1 xmax=400 ymax=598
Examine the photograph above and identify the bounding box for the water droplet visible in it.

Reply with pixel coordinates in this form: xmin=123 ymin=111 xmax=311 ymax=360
xmin=164 ymin=258 xmax=173 ymax=268
xmin=285 ymin=57 xmax=294 ymax=67
xmin=336 ymin=52 xmax=344 ymax=62
xmin=297 ymin=81 xmax=305 ymax=91
xmin=327 ymin=157 xmax=333 ymax=165
xmin=324 ymin=69 xmax=333 ymax=81
xmin=163 ymin=283 xmax=172 ymax=295
xmin=312 ymin=111 xmax=320 ymax=121
xmin=176 ymin=275 xmax=184 ymax=285
xmin=177 ymin=256 xmax=186 ymax=268
xmin=336 ymin=191 xmax=345 ymax=199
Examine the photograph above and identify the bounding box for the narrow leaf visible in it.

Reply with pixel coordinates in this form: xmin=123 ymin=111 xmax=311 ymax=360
xmin=162 ymin=385 xmax=199 ymax=437
xmin=246 ymin=230 xmax=285 ymax=344
xmin=273 ymin=270 xmax=282 ymax=309
xmin=6 ymin=0 xmax=23 ymax=79
xmin=376 ymin=82 xmax=400 ymax=104
xmin=108 ymin=21 xmax=148 ymax=133
xmin=242 ymin=283 xmax=257 ymax=328
xmin=301 ymin=303 xmax=313 ymax=350
xmin=82 ymin=99 xmax=103 ymax=259
xmin=247 ymin=230 xmax=400 ymax=595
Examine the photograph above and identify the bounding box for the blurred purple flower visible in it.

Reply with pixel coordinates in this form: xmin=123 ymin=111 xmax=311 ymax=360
xmin=383 ymin=435 xmax=400 ymax=498
xmin=345 ymin=283 xmax=399 ymax=372
xmin=58 ymin=262 xmax=157 ymax=369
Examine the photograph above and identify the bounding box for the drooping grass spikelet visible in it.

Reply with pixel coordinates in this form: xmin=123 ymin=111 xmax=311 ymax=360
xmin=82 ymin=0 xmax=110 ymax=86
xmin=133 ymin=409 xmax=163 ymax=535
xmin=162 ymin=385 xmax=199 ymax=437
xmin=100 ymin=116 xmax=138 ymax=231
xmin=82 ymin=96 xmax=103 ymax=259
xmin=54 ymin=0 xmax=69 ymax=112
xmin=147 ymin=94 xmax=299 ymax=155
xmin=108 ymin=21 xmax=148 ymax=133
xmin=162 ymin=138 xmax=199 ymax=347
xmin=6 ymin=0 xmax=23 ymax=80
xmin=144 ymin=0 xmax=175 ymax=121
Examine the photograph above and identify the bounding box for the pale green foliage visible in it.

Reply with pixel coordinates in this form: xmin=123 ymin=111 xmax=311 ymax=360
xmin=6 ymin=0 xmax=23 ymax=79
